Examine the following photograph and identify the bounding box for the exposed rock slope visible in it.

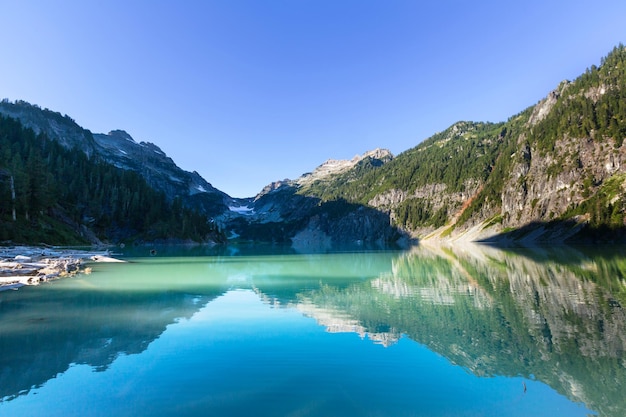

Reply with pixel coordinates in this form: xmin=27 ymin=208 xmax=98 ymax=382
xmin=289 ymin=45 xmax=626 ymax=244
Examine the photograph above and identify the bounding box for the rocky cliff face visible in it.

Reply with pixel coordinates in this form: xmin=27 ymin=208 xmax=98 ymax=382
xmin=502 ymin=132 xmax=625 ymax=229
xmin=500 ymin=84 xmax=626 ymax=232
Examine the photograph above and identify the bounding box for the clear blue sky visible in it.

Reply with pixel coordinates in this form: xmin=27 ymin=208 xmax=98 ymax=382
xmin=1 ymin=1 xmax=625 ymax=197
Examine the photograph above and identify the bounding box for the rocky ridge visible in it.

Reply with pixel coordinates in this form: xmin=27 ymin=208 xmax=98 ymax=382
xmin=92 ymin=130 xmax=231 ymax=217
xmin=297 ymin=148 xmax=393 ymax=187
xmin=0 ymin=99 xmax=98 ymax=156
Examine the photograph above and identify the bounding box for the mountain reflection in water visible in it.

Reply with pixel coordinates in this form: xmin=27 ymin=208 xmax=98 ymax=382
xmin=296 ymin=244 xmax=626 ymax=416
xmin=1 ymin=243 xmax=625 ymax=416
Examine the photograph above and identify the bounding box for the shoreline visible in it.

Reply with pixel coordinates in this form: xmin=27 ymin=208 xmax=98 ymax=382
xmin=0 ymin=245 xmax=124 ymax=292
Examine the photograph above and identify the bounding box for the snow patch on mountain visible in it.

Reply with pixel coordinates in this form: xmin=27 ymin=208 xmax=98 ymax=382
xmin=229 ymin=205 xmax=255 ymax=215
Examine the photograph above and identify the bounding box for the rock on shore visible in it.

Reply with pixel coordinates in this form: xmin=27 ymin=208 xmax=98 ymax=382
xmin=0 ymin=246 xmax=123 ymax=291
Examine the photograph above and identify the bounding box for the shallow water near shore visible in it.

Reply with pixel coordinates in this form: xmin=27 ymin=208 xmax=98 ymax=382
xmin=1 ymin=243 xmax=625 ymax=416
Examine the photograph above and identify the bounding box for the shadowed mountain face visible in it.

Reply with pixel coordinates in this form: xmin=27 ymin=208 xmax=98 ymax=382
xmin=0 ymin=100 xmax=99 ymax=157
xmin=1 ymin=244 xmax=625 ymax=415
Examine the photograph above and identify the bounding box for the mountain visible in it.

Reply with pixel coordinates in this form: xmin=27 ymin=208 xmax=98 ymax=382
xmin=276 ymin=44 xmax=626 ymax=244
xmin=219 ymin=148 xmax=405 ymax=250
xmin=0 ymin=100 xmax=404 ymax=248
xmin=295 ymin=148 xmax=393 ymax=189
xmin=2 ymin=44 xmax=626 ymax=246
xmin=0 ymin=110 xmax=225 ymax=245
xmin=91 ymin=130 xmax=231 ymax=218
xmin=0 ymin=100 xmax=98 ymax=156
xmin=0 ymin=100 xmax=232 ymax=219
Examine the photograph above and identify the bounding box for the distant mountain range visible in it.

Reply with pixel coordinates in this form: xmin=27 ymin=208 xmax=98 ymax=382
xmin=2 ymin=44 xmax=626 ymax=246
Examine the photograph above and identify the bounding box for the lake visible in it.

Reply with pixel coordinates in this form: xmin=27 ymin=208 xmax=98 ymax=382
xmin=1 ymin=243 xmax=625 ymax=416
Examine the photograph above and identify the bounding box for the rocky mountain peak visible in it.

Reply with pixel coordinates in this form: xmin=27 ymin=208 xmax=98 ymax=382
xmin=296 ymin=148 xmax=393 ymax=187
xmin=528 ymin=81 xmax=570 ymax=126
xmin=361 ymin=148 xmax=392 ymax=160
xmin=107 ymin=129 xmax=135 ymax=142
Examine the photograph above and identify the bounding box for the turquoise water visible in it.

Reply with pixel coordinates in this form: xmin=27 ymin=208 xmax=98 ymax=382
xmin=1 ymin=243 xmax=625 ymax=416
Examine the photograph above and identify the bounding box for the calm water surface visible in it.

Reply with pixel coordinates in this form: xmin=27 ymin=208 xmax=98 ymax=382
xmin=1 ymin=243 xmax=625 ymax=416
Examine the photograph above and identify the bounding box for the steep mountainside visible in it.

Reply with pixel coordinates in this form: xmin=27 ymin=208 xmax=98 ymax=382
xmin=0 ymin=100 xmax=98 ymax=157
xmin=0 ymin=115 xmax=225 ymax=244
xmin=289 ymin=45 xmax=626 ymax=243
xmin=92 ymin=130 xmax=230 ymax=217
xmin=0 ymin=100 xmax=231 ymax=218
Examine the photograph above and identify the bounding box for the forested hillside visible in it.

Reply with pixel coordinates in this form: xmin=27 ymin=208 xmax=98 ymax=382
xmin=0 ymin=115 xmax=224 ymax=245
xmin=301 ymin=121 xmax=510 ymax=229
xmin=295 ymin=45 xmax=626 ymax=242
